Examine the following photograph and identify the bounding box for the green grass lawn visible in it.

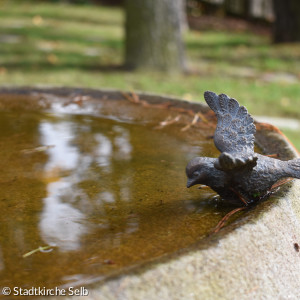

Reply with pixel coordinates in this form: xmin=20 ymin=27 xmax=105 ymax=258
xmin=0 ymin=0 xmax=300 ymax=147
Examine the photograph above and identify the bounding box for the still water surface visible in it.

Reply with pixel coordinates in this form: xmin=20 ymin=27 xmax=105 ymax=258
xmin=0 ymin=103 xmax=223 ymax=290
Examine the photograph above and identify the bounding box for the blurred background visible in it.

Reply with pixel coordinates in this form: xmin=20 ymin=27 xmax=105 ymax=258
xmin=0 ymin=0 xmax=299 ymax=148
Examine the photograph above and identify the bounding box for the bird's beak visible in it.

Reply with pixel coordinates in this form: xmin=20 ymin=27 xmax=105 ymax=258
xmin=186 ymin=179 xmax=196 ymax=188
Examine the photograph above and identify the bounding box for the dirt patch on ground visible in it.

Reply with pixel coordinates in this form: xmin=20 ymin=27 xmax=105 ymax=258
xmin=188 ymin=15 xmax=271 ymax=36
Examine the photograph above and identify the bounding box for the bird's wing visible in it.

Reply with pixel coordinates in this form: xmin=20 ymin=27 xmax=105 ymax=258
xmin=204 ymin=91 xmax=257 ymax=171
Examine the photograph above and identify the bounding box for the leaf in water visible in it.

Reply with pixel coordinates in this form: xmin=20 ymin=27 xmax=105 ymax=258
xmin=23 ymin=246 xmax=54 ymax=258
xmin=154 ymin=115 xmax=181 ymax=129
xmin=21 ymin=145 xmax=55 ymax=154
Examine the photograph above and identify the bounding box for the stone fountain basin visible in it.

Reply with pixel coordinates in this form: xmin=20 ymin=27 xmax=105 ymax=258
xmin=0 ymin=87 xmax=299 ymax=300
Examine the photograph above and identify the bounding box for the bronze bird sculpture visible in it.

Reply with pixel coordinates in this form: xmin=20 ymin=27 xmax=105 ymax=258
xmin=186 ymin=91 xmax=300 ymax=207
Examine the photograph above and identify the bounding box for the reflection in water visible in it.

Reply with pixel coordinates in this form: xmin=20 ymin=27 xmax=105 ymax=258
xmin=40 ymin=121 xmax=79 ymax=171
xmin=0 ymin=247 xmax=3 ymax=271
xmin=38 ymin=119 xmax=136 ymax=252
xmin=39 ymin=121 xmax=88 ymax=251
xmin=0 ymin=108 xmax=222 ymax=290
xmin=94 ymin=133 xmax=112 ymax=171
xmin=113 ymin=125 xmax=132 ymax=160
xmin=39 ymin=181 xmax=88 ymax=251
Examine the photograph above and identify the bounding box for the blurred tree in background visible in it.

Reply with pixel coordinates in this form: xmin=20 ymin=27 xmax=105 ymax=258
xmin=189 ymin=0 xmax=300 ymax=43
xmin=272 ymin=0 xmax=300 ymax=43
xmin=124 ymin=0 xmax=186 ymax=72
xmin=1 ymin=0 xmax=300 ymax=132
xmin=188 ymin=0 xmax=273 ymax=21
xmin=32 ymin=0 xmax=300 ymax=46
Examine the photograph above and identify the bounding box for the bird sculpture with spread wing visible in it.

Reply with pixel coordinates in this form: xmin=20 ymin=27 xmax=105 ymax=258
xmin=186 ymin=91 xmax=300 ymax=206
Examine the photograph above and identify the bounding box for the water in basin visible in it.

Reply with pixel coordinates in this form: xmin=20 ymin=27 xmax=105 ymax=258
xmin=0 ymin=94 xmax=226 ymax=290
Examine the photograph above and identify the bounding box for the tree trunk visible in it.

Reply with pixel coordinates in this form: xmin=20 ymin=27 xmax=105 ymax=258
xmin=272 ymin=0 xmax=300 ymax=43
xmin=125 ymin=0 xmax=186 ymax=72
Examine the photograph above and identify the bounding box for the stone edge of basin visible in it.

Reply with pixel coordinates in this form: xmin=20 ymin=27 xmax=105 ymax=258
xmin=1 ymin=87 xmax=299 ymax=300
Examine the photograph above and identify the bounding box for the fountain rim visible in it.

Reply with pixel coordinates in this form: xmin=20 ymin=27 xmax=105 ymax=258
xmin=0 ymin=86 xmax=299 ymax=295
xmin=0 ymin=85 xmax=298 ymax=158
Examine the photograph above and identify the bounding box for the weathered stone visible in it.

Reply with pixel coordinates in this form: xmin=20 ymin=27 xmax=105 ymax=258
xmin=1 ymin=87 xmax=298 ymax=300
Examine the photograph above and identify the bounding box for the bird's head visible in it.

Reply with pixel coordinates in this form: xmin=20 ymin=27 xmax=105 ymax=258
xmin=186 ymin=157 xmax=214 ymax=188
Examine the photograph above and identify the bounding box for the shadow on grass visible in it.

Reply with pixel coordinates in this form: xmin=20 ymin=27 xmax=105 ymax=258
xmin=186 ymin=36 xmax=300 ymax=69
xmin=187 ymin=39 xmax=258 ymax=50
xmin=0 ymin=60 xmax=129 ymax=73
xmin=0 ymin=24 xmax=126 ymax=73
xmin=0 ymin=6 xmax=123 ymax=27
xmin=1 ymin=27 xmax=123 ymax=48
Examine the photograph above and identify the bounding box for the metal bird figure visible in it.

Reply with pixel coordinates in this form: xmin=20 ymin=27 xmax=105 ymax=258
xmin=186 ymin=91 xmax=300 ymax=206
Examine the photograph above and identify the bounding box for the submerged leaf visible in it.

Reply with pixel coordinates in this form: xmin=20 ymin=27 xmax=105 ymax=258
xmin=23 ymin=246 xmax=54 ymax=258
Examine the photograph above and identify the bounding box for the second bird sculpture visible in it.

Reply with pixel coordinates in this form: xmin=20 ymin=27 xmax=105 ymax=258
xmin=186 ymin=91 xmax=300 ymax=206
